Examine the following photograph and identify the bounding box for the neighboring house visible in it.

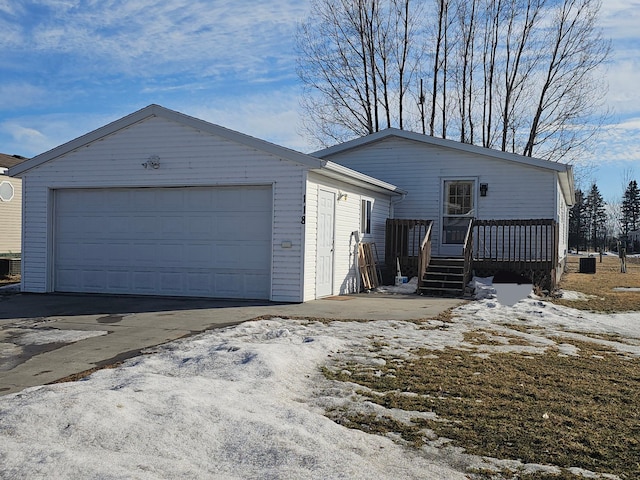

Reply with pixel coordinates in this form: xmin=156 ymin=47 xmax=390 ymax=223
xmin=314 ymin=129 xmax=574 ymax=291
xmin=0 ymin=153 xmax=25 ymax=257
xmin=9 ymin=105 xmax=403 ymax=302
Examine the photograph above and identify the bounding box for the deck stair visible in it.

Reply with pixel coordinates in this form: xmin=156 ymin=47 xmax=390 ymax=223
xmin=419 ymin=257 xmax=466 ymax=296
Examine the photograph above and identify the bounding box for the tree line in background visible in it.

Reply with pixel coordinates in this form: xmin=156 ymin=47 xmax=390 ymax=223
xmin=297 ymin=0 xmax=609 ymax=163
xmin=570 ymin=180 xmax=640 ymax=253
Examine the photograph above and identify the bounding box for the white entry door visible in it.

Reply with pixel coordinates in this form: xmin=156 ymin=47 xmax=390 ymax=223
xmin=316 ymin=189 xmax=335 ymax=297
xmin=440 ymin=179 xmax=475 ymax=257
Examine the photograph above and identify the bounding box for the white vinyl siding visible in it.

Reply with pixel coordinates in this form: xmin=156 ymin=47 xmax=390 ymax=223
xmin=557 ymin=177 xmax=569 ymax=269
xmin=303 ymin=172 xmax=390 ymax=301
xmin=0 ymin=176 xmax=21 ymax=255
xmin=20 ymin=116 xmax=306 ymax=302
xmin=323 ymin=137 xmax=558 ymax=255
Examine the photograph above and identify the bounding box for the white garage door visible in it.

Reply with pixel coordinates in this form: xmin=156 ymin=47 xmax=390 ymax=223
xmin=54 ymin=186 xmax=272 ymax=299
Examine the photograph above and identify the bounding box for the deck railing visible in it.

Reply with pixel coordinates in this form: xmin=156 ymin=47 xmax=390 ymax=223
xmin=471 ymin=219 xmax=559 ymax=289
xmin=385 ymin=218 xmax=559 ymax=290
xmin=462 ymin=219 xmax=474 ymax=287
xmin=417 ymin=222 xmax=433 ymax=290
xmin=472 ymin=219 xmax=558 ymax=263
xmin=385 ymin=219 xmax=432 ymax=278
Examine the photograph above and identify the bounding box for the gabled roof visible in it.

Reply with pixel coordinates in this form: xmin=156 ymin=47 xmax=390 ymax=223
xmin=0 ymin=153 xmax=28 ymax=169
xmin=9 ymin=104 xmax=325 ymax=177
xmin=313 ymin=128 xmax=575 ymax=205
xmin=7 ymin=105 xmax=403 ymax=196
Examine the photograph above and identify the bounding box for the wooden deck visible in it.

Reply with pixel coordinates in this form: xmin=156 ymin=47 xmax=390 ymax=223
xmin=470 ymin=219 xmax=558 ymax=289
xmin=385 ymin=218 xmax=559 ymax=292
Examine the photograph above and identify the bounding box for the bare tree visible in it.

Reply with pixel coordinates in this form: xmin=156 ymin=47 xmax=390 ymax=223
xmin=522 ymin=0 xmax=609 ymax=161
xmin=480 ymin=0 xmax=504 ymax=149
xmin=297 ymin=0 xmax=609 ymax=159
xmin=499 ymin=0 xmax=545 ymax=153
xmin=427 ymin=0 xmax=454 ymax=137
xmin=454 ymin=0 xmax=479 ymax=143
xmin=297 ymin=0 xmax=423 ymax=146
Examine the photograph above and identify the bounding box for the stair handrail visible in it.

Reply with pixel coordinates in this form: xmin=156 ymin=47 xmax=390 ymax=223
xmin=462 ymin=219 xmax=474 ymax=289
xmin=417 ymin=221 xmax=433 ymax=291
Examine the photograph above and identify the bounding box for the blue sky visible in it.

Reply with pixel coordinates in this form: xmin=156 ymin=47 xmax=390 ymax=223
xmin=1 ymin=0 xmax=638 ymax=202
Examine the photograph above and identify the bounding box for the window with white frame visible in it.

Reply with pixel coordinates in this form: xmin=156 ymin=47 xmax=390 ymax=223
xmin=361 ymin=199 xmax=372 ymax=234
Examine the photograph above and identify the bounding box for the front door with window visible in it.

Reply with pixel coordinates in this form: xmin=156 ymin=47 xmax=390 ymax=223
xmin=440 ymin=180 xmax=475 ymax=256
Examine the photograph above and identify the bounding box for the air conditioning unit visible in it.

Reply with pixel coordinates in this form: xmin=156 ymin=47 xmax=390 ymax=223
xmin=0 ymin=258 xmax=20 ymax=277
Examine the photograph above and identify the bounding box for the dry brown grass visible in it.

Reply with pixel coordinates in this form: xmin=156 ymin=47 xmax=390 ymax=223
xmin=324 ymin=339 xmax=640 ymax=479
xmin=0 ymin=274 xmax=19 ymax=287
xmin=551 ymin=254 xmax=640 ymax=312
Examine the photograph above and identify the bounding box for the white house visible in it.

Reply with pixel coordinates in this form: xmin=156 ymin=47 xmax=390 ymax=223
xmin=0 ymin=153 xmax=24 ymax=257
xmin=9 ymin=105 xmax=403 ymax=302
xmin=314 ymin=129 xmax=574 ymax=291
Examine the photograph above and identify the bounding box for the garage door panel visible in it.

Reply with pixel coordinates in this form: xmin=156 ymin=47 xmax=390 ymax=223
xmin=107 ymin=271 xmax=131 ymax=291
xmin=55 ymin=186 xmax=272 ymax=299
xmin=82 ymin=270 xmax=108 ymax=290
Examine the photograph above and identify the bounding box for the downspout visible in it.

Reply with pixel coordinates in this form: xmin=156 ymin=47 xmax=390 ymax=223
xmin=390 ymin=191 xmax=407 ymax=219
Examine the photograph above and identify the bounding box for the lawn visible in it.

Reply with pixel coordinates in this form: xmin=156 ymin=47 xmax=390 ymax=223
xmin=321 ymin=258 xmax=640 ymax=479
xmin=551 ymin=254 xmax=640 ymax=312
xmin=0 ymin=274 xmax=19 ymax=287
xmin=1 ymin=258 xmax=638 ymax=479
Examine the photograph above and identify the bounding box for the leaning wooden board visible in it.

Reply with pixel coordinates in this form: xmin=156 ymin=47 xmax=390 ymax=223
xmin=358 ymin=242 xmax=379 ymax=290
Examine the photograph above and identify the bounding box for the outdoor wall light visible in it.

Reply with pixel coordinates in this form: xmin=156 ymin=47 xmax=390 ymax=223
xmin=480 ymin=183 xmax=488 ymax=197
xmin=337 ymin=191 xmax=348 ymax=201
xmin=142 ymin=155 xmax=160 ymax=169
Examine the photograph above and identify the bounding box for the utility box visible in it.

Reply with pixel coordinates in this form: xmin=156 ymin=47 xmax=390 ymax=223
xmin=579 ymin=257 xmax=596 ymax=274
xmin=0 ymin=258 xmax=20 ymax=277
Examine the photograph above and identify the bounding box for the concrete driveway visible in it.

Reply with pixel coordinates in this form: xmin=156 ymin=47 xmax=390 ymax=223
xmin=0 ymin=291 xmax=463 ymax=396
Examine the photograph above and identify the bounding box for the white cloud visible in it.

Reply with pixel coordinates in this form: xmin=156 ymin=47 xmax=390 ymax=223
xmin=0 ymin=1 xmax=22 ymax=15
xmin=0 ymin=112 xmax=121 ymax=157
xmin=0 ymin=84 xmax=50 ymax=110
xmin=1 ymin=123 xmax=49 ymax=155
xmin=587 ymin=118 xmax=640 ymax=165
xmin=173 ymin=88 xmax=310 ymax=152
xmin=19 ymin=0 xmax=310 ymax=81
xmin=0 ymin=94 xmax=310 ymax=159
xmin=599 ymin=0 xmax=640 ymax=40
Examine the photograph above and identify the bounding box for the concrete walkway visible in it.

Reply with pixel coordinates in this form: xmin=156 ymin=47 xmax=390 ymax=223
xmin=0 ymin=292 xmax=463 ymax=396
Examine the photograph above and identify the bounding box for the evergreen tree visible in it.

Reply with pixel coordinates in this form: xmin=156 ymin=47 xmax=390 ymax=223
xmin=621 ymin=180 xmax=640 ymax=238
xmin=584 ymin=183 xmax=606 ymax=250
xmin=568 ymin=189 xmax=587 ymax=252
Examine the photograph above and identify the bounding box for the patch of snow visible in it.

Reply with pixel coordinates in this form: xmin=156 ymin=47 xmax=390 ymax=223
xmin=375 ymin=277 xmax=418 ymax=294
xmin=14 ymin=329 xmax=107 ymax=346
xmin=1 ymin=298 xmax=638 ymax=478
xmin=559 ymin=290 xmax=598 ymax=301
xmin=470 ymin=276 xmax=496 ymax=300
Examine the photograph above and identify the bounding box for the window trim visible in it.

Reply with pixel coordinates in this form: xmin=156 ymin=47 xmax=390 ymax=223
xmin=360 ymin=198 xmax=373 ymax=234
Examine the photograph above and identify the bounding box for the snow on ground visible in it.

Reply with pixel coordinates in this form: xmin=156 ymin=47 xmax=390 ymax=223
xmin=1 ymin=328 xmax=107 ymax=371
xmin=1 ymin=296 xmax=639 ymax=479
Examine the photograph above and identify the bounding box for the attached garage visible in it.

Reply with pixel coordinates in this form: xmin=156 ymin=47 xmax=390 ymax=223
xmin=9 ymin=105 xmax=402 ymax=302
xmin=54 ymin=186 xmax=272 ymax=298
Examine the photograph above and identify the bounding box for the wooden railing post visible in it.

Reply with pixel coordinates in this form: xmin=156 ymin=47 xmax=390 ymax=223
xmin=417 ymin=221 xmax=433 ymax=290
xmin=462 ymin=219 xmax=474 ymax=288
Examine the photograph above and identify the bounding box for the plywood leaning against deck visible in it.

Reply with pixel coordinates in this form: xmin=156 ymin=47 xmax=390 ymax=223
xmin=358 ymin=243 xmax=379 ymax=290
